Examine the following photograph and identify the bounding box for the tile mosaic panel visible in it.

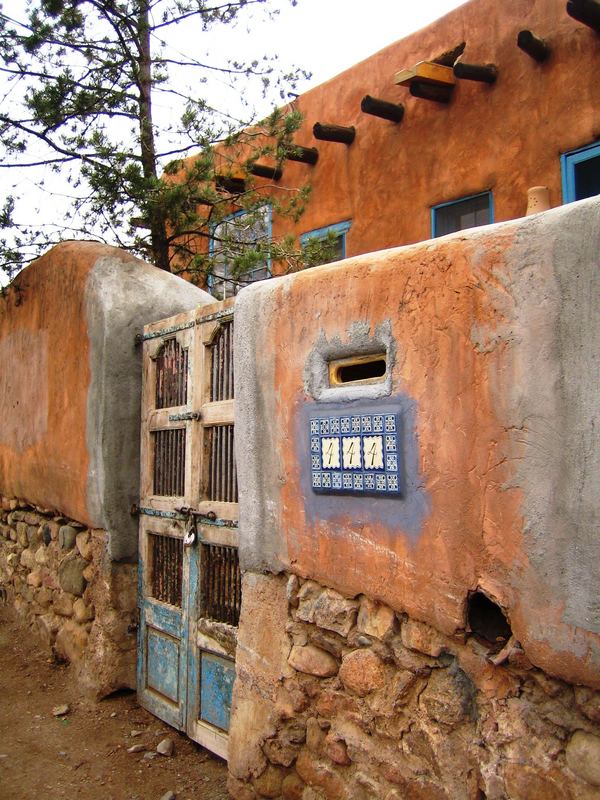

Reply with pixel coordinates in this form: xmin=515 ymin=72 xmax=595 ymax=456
xmin=309 ymin=408 xmax=402 ymax=496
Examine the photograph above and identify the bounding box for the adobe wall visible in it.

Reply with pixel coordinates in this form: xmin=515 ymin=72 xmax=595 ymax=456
xmin=0 ymin=496 xmax=136 ymax=699
xmin=0 ymin=241 xmax=212 ymax=560
xmin=230 ymin=197 xmax=600 ymax=798
xmin=263 ymin=0 xmax=600 ymax=258
xmin=0 ymin=242 xmax=212 ymax=693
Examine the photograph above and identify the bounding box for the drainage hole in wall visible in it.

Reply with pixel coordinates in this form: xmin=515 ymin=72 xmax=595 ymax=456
xmin=329 ymin=354 xmax=387 ymax=386
xmin=467 ymin=590 xmax=512 ymax=645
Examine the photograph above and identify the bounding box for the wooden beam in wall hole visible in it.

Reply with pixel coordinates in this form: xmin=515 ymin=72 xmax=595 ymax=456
xmin=394 ymin=61 xmax=455 ymax=87
xmin=215 ymin=175 xmax=246 ymax=193
xmin=453 ymin=62 xmax=498 ymax=84
xmin=360 ymin=95 xmax=404 ymax=123
xmin=313 ymin=123 xmax=356 ymax=145
xmin=284 ymin=145 xmax=319 ymax=165
xmin=566 ymin=0 xmax=600 ymax=33
xmin=409 ymin=81 xmax=453 ymax=104
xmin=248 ymin=163 xmax=283 ymax=181
xmin=517 ymin=30 xmax=551 ymax=62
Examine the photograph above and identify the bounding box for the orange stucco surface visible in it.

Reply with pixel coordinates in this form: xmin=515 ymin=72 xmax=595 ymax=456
xmin=0 ymin=242 xmax=98 ymax=524
xmin=187 ymin=0 xmax=599 ymax=271
xmin=236 ymin=196 xmax=600 ymax=687
xmin=273 ymin=234 xmax=526 ymax=633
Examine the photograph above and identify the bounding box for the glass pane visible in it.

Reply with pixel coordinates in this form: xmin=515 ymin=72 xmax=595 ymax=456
xmin=574 ymin=155 xmax=600 ymax=201
xmin=435 ymin=194 xmax=491 ymax=237
xmin=210 ymin=207 xmax=270 ymax=299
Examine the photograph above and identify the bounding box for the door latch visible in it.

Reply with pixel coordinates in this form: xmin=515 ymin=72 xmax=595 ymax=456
xmin=183 ymin=515 xmax=197 ymax=547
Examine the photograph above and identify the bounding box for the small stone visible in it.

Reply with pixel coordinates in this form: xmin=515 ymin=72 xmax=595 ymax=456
xmin=286 ymin=574 xmax=300 ymax=607
xmin=575 ymin=687 xmax=600 ymax=724
xmin=281 ymin=773 xmax=305 ymax=800
xmin=58 ymin=553 xmax=88 ymax=596
xmin=253 ymin=764 xmax=284 ymax=798
xmin=339 ymin=649 xmax=386 ymax=696
xmin=401 ymin=618 xmax=448 ymax=657
xmin=130 ymin=730 xmax=144 ymax=737
xmin=110 ymin=712 xmax=117 ymax=718
xmin=143 ymin=751 xmax=157 ymax=760
xmin=73 ymin=598 xmax=94 ymax=623
xmin=325 ymin=735 xmax=351 ymax=766
xmin=53 ymin=593 xmax=74 ymax=617
xmin=27 ymin=570 xmax=43 ymax=588
xmin=566 ymin=731 xmax=600 ymax=786
xmin=159 ymin=792 xmax=176 ymax=800
xmin=58 ymin=525 xmax=77 ymax=550
xmin=312 ymin=589 xmax=359 ymax=637
xmin=127 ymin=744 xmax=145 ymax=754
xmin=288 ymin=645 xmax=338 ymax=677
xmin=76 ymin=531 xmax=93 ymax=561
xmin=20 ymin=548 xmax=36 ymax=570
xmin=156 ymin=737 xmax=174 ymax=756
xmin=357 ymin=597 xmax=396 ymax=640
xmin=54 ymin=620 xmax=88 ymax=664
xmin=52 ymin=704 xmax=70 ymax=717
xmin=34 ymin=545 xmax=48 ymax=565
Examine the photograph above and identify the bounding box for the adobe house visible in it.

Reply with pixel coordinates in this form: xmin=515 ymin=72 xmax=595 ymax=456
xmin=201 ymin=0 xmax=600 ymax=295
xmin=1 ymin=0 xmax=599 ymax=797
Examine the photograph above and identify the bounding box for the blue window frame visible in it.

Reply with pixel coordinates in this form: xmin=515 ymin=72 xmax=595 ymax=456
xmin=208 ymin=206 xmax=272 ymax=299
xmin=431 ymin=192 xmax=493 ymax=238
xmin=300 ymin=220 xmax=351 ymax=267
xmin=561 ymin=142 xmax=600 ymax=203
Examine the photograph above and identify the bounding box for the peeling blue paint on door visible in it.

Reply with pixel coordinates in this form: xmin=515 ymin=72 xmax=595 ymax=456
xmin=199 ymin=652 xmax=236 ymax=731
xmin=147 ymin=628 xmax=180 ymax=703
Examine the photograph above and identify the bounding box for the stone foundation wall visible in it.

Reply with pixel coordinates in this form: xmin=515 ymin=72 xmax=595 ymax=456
xmin=229 ymin=573 xmax=600 ymax=800
xmin=0 ymin=494 xmax=137 ymax=699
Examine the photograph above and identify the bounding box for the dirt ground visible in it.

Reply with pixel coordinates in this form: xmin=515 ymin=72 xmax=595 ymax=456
xmin=0 ymin=605 xmax=230 ymax=800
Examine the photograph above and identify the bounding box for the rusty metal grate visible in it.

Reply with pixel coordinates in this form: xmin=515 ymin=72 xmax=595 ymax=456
xmin=206 ymin=425 xmax=238 ymax=503
xmin=200 ymin=544 xmax=241 ymax=626
xmin=148 ymin=533 xmax=183 ymax=607
xmin=210 ymin=321 xmax=234 ymax=402
xmin=156 ymin=338 xmax=188 ymax=409
xmin=153 ymin=428 xmax=186 ymax=496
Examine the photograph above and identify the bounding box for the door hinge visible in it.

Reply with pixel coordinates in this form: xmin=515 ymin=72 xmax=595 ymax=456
xmin=168 ymin=411 xmax=202 ymax=422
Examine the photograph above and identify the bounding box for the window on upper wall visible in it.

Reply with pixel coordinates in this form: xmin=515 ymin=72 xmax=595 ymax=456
xmin=208 ymin=206 xmax=271 ymax=299
xmin=432 ymin=192 xmax=493 ymax=238
xmin=300 ymin=220 xmax=352 ymax=268
xmin=561 ymin=142 xmax=600 ymax=203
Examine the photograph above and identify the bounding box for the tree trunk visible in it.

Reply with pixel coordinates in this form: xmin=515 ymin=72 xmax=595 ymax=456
xmin=137 ymin=1 xmax=171 ymax=271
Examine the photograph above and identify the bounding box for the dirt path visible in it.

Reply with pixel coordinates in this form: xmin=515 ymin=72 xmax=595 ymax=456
xmin=0 ymin=605 xmax=229 ymax=800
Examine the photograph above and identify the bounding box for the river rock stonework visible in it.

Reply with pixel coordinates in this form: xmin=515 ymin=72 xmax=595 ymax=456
xmin=228 ymin=573 xmax=600 ymax=800
xmin=0 ymin=495 xmax=137 ymax=699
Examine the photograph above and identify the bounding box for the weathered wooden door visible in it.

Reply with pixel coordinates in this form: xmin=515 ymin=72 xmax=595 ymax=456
xmin=137 ymin=300 xmax=240 ymax=760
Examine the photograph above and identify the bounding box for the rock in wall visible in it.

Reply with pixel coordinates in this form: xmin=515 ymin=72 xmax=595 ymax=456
xmin=229 ymin=572 xmax=600 ymax=800
xmin=0 ymin=494 xmax=137 ymax=699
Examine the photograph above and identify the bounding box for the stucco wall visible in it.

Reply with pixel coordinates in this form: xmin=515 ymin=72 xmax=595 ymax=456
xmin=256 ymin=0 xmax=600 ymax=261
xmin=235 ymin=196 xmax=600 ymax=689
xmin=0 ymin=241 xmax=212 ymax=560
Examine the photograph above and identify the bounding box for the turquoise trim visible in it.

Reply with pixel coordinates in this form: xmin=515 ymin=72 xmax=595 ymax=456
xmin=300 ymin=220 xmax=352 ymax=259
xmin=431 ymin=191 xmax=493 ymax=238
xmin=561 ymin=141 xmax=600 ymax=203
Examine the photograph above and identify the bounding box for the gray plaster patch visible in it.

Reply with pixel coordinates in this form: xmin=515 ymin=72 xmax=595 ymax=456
xmin=503 ymin=197 xmax=600 ymax=638
xmin=304 ymin=320 xmax=396 ymax=402
xmin=297 ymin=394 xmax=429 ymax=541
xmin=0 ymin=330 xmax=48 ymax=452
xmin=85 ymin=251 xmax=212 ymax=561
xmin=234 ymin=279 xmax=285 ymax=573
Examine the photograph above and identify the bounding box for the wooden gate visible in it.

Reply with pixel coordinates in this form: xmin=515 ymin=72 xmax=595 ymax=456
xmin=137 ymin=300 xmax=240 ymax=759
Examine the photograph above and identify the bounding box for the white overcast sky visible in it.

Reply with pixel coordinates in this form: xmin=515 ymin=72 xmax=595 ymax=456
xmin=0 ymin=0 xmax=465 ymax=278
